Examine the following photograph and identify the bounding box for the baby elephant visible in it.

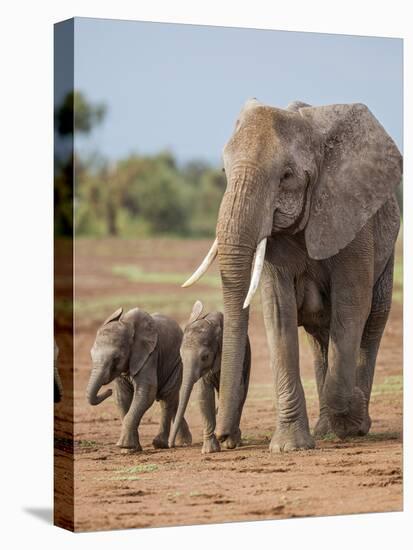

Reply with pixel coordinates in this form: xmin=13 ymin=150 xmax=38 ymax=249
xmin=169 ymin=301 xmax=250 ymax=453
xmin=87 ymin=307 xmax=192 ymax=452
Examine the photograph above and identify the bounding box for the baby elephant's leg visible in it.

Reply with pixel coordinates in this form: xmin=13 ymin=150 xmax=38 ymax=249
xmin=116 ymin=382 xmax=156 ymax=451
xmin=114 ymin=376 xmax=134 ymax=420
xmin=198 ymin=378 xmax=220 ymax=454
xmin=153 ymin=395 xmax=179 ymax=449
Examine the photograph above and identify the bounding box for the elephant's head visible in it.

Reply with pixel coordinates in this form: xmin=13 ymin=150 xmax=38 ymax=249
xmin=183 ymin=99 xmax=402 ymax=440
xmin=87 ymin=307 xmax=158 ymax=406
xmin=169 ymin=301 xmax=222 ymax=447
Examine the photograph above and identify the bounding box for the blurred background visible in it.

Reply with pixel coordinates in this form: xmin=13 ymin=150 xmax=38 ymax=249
xmin=55 ymin=18 xmax=403 ymax=239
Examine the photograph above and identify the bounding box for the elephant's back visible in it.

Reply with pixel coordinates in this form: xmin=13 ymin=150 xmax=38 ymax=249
xmin=152 ymin=313 xmax=183 ymax=344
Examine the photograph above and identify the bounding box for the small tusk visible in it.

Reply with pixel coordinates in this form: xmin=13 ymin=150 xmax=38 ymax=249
xmin=243 ymin=238 xmax=267 ymax=309
xmin=182 ymin=238 xmax=218 ymax=288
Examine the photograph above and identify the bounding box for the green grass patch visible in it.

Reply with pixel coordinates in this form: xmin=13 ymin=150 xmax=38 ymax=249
xmin=77 ymin=439 xmax=97 ymax=448
xmin=116 ymin=464 xmax=158 ymax=474
xmin=112 ymin=264 xmax=221 ymax=288
xmin=346 ymin=431 xmax=401 ymax=442
xmin=371 ymin=375 xmax=403 ymax=396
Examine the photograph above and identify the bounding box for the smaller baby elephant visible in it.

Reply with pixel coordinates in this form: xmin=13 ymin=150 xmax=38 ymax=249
xmin=87 ymin=307 xmax=192 ymax=452
xmin=169 ymin=301 xmax=251 ymax=453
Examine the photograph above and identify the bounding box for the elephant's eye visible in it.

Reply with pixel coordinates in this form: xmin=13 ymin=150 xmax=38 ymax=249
xmin=201 ymin=353 xmax=209 ymax=362
xmin=281 ymin=168 xmax=293 ymax=183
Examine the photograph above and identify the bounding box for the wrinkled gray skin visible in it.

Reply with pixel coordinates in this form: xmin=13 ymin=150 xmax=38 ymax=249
xmin=54 ymin=340 xmax=63 ymax=403
xmin=169 ymin=301 xmax=250 ymax=453
xmin=87 ymin=307 xmax=192 ymax=451
xmin=188 ymin=99 xmax=402 ymax=452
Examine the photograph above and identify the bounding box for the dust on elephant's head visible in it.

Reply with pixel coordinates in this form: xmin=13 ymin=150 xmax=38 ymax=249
xmin=87 ymin=307 xmax=158 ymax=406
xmin=220 ymin=98 xmax=402 ymax=260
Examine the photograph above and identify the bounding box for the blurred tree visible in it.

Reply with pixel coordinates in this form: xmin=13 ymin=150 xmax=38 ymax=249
xmin=55 ymin=91 xmax=106 ymax=136
xmin=55 ymin=91 xmax=107 ymax=237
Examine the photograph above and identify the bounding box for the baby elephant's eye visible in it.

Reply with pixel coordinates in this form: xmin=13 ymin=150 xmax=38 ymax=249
xmin=280 ymin=168 xmax=293 ymax=183
xmin=201 ymin=353 xmax=209 ymax=362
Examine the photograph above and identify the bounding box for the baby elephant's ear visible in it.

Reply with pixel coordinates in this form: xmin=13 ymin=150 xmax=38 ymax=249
xmin=188 ymin=300 xmax=204 ymax=324
xmin=125 ymin=309 xmax=158 ymax=377
xmin=103 ymin=307 xmax=123 ymax=325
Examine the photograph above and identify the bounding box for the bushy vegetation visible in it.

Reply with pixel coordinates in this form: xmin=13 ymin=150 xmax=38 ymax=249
xmin=54 ymin=91 xmax=225 ymax=238
xmin=75 ymin=152 xmax=225 ymax=238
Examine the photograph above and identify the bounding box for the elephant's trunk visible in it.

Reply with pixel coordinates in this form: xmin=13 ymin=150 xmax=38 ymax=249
xmin=169 ymin=371 xmax=198 ymax=447
xmin=86 ymin=367 xmax=112 ymax=406
xmin=215 ymin=163 xmax=271 ymax=440
xmin=215 ymin=243 xmax=253 ymax=439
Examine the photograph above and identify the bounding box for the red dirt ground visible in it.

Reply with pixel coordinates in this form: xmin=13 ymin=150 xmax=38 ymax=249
xmin=54 ymin=238 xmax=403 ymax=532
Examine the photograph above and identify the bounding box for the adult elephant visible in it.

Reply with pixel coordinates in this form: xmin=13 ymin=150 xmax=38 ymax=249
xmin=183 ymin=99 xmax=402 ymax=452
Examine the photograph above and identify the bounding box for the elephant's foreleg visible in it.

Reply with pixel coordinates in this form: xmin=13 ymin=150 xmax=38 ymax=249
xmin=356 ymin=253 xmax=394 ymax=435
xmin=305 ymin=328 xmax=331 ymax=437
xmin=198 ymin=378 xmax=220 ymax=453
xmin=261 ymin=264 xmax=314 ymax=452
xmin=113 ymin=376 xmax=134 ymax=420
xmin=116 ymin=382 xmax=156 ymax=451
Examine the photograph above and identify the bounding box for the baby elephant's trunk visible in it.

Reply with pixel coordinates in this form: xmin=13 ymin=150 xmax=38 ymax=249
xmin=86 ymin=367 xmax=112 ymax=406
xmin=169 ymin=375 xmax=197 ymax=447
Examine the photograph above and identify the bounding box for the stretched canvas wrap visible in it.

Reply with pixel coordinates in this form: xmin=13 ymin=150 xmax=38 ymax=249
xmin=54 ymin=17 xmax=403 ymax=532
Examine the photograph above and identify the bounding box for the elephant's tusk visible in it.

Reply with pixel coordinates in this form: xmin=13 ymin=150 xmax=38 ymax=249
xmin=243 ymin=238 xmax=267 ymax=309
xmin=182 ymin=238 xmax=218 ymax=288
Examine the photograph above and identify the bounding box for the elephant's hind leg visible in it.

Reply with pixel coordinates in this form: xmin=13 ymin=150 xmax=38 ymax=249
xmin=356 ymin=253 xmax=395 ymax=435
xmin=305 ymin=328 xmax=331 ymax=437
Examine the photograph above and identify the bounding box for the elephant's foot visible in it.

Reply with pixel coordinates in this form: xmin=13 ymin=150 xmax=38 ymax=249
xmin=357 ymin=414 xmax=372 ymax=436
xmin=116 ymin=430 xmax=142 ymax=451
xmin=152 ymin=433 xmax=169 ymax=449
xmin=270 ymin=421 xmax=315 ymax=453
xmin=313 ymin=414 xmax=333 ymax=438
xmin=175 ymin=422 xmax=193 ymax=447
xmin=202 ymin=434 xmax=221 ymax=454
xmin=221 ymin=428 xmax=242 ymax=450
xmin=328 ymin=387 xmax=367 ymax=440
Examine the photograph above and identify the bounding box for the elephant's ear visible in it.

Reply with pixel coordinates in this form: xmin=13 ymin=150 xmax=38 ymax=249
xmin=103 ymin=307 xmax=123 ymax=325
xmin=299 ymin=103 xmax=402 ymax=260
xmin=123 ymin=309 xmax=158 ymax=377
xmin=188 ymin=300 xmax=204 ymax=324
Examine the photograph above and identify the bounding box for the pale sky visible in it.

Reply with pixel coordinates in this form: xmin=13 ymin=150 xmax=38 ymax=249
xmin=70 ymin=17 xmax=403 ymax=165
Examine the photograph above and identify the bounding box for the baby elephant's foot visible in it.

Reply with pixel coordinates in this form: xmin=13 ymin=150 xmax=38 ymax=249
xmin=202 ymin=434 xmax=221 ymax=454
xmin=270 ymin=421 xmax=315 ymax=453
xmin=221 ymin=428 xmax=242 ymax=450
xmin=313 ymin=414 xmax=333 ymax=438
xmin=152 ymin=433 xmax=169 ymax=449
xmin=328 ymin=388 xmax=367 ymax=440
xmin=117 ymin=431 xmax=142 ymax=451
